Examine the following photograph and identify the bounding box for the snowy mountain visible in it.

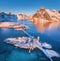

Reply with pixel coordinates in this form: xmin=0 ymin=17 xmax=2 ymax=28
xmin=32 ymin=7 xmax=60 ymax=23
xmin=0 ymin=11 xmax=17 ymax=22
xmin=17 ymin=7 xmax=60 ymax=24
xmin=17 ymin=13 xmax=28 ymax=20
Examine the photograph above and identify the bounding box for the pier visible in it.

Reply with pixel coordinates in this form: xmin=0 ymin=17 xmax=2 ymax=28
xmin=4 ymin=30 xmax=60 ymax=61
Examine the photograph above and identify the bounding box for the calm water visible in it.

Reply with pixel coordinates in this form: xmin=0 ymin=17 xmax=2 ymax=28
xmin=0 ymin=20 xmax=60 ymax=61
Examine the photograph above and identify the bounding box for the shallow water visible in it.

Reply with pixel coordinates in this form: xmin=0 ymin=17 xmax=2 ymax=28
xmin=0 ymin=20 xmax=60 ymax=61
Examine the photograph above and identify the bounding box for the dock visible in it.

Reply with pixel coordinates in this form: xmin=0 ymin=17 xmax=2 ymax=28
xmin=4 ymin=30 xmax=60 ymax=61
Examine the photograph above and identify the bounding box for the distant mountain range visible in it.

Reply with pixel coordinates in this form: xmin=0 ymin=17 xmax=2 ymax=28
xmin=17 ymin=13 xmax=28 ymax=20
xmin=0 ymin=7 xmax=60 ymax=23
xmin=33 ymin=7 xmax=60 ymax=21
xmin=17 ymin=7 xmax=60 ymax=24
xmin=0 ymin=11 xmax=17 ymax=22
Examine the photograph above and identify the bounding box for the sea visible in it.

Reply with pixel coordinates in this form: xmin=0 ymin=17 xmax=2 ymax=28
xmin=0 ymin=20 xmax=60 ymax=61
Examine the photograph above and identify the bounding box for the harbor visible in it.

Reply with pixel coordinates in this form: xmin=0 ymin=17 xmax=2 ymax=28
xmin=4 ymin=29 xmax=60 ymax=61
xmin=0 ymin=0 xmax=60 ymax=61
xmin=0 ymin=20 xmax=60 ymax=61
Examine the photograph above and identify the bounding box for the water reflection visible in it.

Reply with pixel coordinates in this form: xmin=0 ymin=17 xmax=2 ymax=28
xmin=45 ymin=22 xmax=60 ymax=42
xmin=48 ymin=22 xmax=60 ymax=30
xmin=35 ymin=22 xmax=60 ymax=33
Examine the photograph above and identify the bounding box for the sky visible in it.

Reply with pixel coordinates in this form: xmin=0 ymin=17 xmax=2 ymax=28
xmin=0 ymin=0 xmax=60 ymax=15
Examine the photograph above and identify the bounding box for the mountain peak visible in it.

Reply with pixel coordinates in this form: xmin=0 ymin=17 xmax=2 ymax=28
xmin=17 ymin=7 xmax=60 ymax=23
xmin=40 ymin=7 xmax=45 ymax=10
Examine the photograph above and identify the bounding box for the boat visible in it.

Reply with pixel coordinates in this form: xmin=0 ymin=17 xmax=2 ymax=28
xmin=42 ymin=42 xmax=52 ymax=49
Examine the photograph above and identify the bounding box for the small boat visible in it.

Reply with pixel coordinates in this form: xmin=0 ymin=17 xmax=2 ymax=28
xmin=42 ymin=42 xmax=52 ymax=49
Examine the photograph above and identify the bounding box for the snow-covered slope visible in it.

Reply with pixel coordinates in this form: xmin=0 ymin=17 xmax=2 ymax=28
xmin=46 ymin=9 xmax=60 ymax=21
xmin=16 ymin=7 xmax=60 ymax=23
xmin=0 ymin=12 xmax=17 ymax=22
xmin=32 ymin=7 xmax=60 ymax=22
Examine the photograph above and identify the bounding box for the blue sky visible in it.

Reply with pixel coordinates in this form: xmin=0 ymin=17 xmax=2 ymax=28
xmin=0 ymin=0 xmax=60 ymax=15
